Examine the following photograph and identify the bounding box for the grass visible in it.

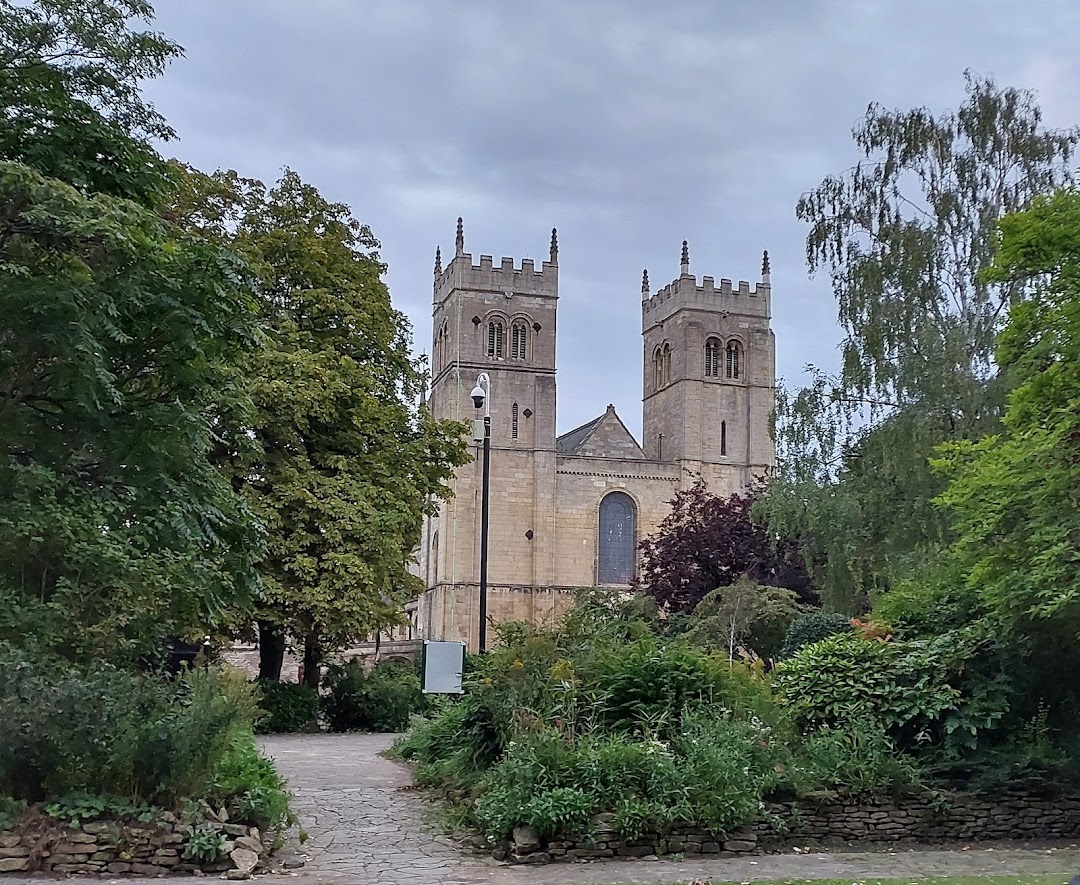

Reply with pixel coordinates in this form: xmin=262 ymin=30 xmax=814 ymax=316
xmin=682 ymin=878 xmax=1075 ymax=885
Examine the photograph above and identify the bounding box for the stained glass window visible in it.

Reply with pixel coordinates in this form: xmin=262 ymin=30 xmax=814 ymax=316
xmin=598 ymin=492 xmax=636 ymax=585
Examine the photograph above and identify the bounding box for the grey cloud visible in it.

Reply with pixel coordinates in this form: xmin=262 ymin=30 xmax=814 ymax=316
xmin=145 ymin=0 xmax=1080 ymax=435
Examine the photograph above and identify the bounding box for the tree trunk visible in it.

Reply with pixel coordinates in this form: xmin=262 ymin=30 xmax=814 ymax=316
xmin=302 ymin=635 xmax=322 ymax=690
xmin=258 ymin=620 xmax=285 ymax=682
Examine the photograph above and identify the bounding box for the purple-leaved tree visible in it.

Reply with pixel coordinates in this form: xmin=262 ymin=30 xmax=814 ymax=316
xmin=638 ymin=480 xmax=815 ymax=613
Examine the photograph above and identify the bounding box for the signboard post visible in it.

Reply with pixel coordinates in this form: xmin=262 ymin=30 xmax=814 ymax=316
xmin=420 ymin=640 xmax=466 ymax=694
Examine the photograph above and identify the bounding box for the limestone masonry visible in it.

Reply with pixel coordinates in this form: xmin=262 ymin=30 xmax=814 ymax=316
xmin=410 ymin=221 xmax=775 ymax=650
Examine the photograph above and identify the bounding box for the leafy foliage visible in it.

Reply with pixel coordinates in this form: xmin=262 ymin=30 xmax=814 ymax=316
xmin=204 ymin=727 xmax=293 ymax=833
xmin=679 ymin=580 xmax=810 ymax=661
xmin=787 ymin=724 xmax=923 ymax=797
xmin=183 ymin=822 xmax=228 ymax=862
xmin=322 ymin=659 xmax=427 ymax=733
xmin=774 ymin=632 xmax=1009 ymax=757
xmin=174 ymin=166 xmax=469 ymax=684
xmin=933 ymin=188 xmax=1080 ymax=637
xmin=396 ymin=593 xmax=927 ymax=842
xmin=779 ymin=612 xmax=852 ymax=659
xmin=472 ymin=712 xmax=782 ymax=840
xmin=638 ymin=481 xmax=814 ymax=613
xmin=255 ymin=681 xmax=320 ymax=734
xmin=43 ymin=792 xmax=156 ymax=828
xmin=0 ymin=160 xmax=262 ymax=662
xmin=762 ymin=73 xmax=1079 ymax=610
xmin=0 ymin=0 xmax=181 ymax=202
xmin=0 ymin=646 xmax=289 ymax=830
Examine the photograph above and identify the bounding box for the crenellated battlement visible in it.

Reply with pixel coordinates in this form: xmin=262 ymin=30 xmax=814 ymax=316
xmin=433 ymin=220 xmax=559 ymax=302
xmin=434 ymin=252 xmax=559 ymax=301
xmin=642 ymin=272 xmax=770 ymax=326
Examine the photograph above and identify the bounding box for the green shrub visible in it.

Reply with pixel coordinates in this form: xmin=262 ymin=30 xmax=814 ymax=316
xmin=470 ymin=710 xmax=783 ymax=840
xmin=43 ymin=792 xmax=157 ymax=827
xmin=779 ymin=612 xmax=852 ymax=658
xmin=679 ymin=582 xmax=809 ymax=660
xmin=773 ymin=632 xmax=1007 ymax=756
xmin=0 ymin=797 xmax=26 ymax=832
xmin=392 ymin=696 xmax=501 ymax=788
xmin=322 ymin=659 xmax=426 ymax=733
xmin=183 ymin=822 xmax=228 ymax=862
xmin=0 ymin=644 xmax=291 ymax=830
xmin=207 ymin=728 xmax=293 ymax=834
xmin=255 ymin=680 xmax=320 ymax=734
xmin=785 ymin=724 xmax=923 ymax=796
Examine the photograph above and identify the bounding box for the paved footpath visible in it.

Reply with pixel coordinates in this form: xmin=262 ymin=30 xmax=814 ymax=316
xmin=256 ymin=734 xmax=1080 ymax=885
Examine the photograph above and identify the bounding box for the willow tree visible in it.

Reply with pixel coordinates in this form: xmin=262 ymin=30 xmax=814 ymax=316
xmin=761 ymin=73 xmax=1078 ymax=609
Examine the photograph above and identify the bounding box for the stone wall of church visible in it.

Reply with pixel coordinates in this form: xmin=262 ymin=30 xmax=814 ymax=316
xmin=552 ymin=455 xmax=679 ymax=587
xmin=418 ymin=583 xmax=577 ymax=650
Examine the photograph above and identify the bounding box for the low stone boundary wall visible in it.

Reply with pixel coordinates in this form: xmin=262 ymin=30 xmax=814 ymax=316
xmin=756 ymin=793 xmax=1080 ymax=843
xmin=0 ymin=815 xmax=269 ymax=877
xmin=502 ymin=792 xmax=1080 ymax=864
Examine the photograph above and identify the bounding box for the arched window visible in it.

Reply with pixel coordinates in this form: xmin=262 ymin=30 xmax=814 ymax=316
xmin=597 ymin=492 xmax=636 ymax=585
xmin=487 ymin=319 xmax=504 ymax=359
xmin=512 ymin=403 xmax=519 ymax=440
xmin=511 ymin=321 xmax=528 ymax=360
xmin=653 ymin=346 xmax=664 ymax=389
xmin=704 ymin=337 xmax=720 ymax=377
xmin=431 ymin=531 xmax=439 ymax=586
xmin=662 ymin=343 xmax=671 ymax=386
xmin=721 ymin=420 xmax=727 ymax=456
xmin=725 ymin=340 xmax=742 ymax=379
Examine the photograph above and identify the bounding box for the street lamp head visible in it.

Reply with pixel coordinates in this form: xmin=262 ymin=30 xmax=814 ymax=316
xmin=470 ymin=384 xmax=486 ymax=410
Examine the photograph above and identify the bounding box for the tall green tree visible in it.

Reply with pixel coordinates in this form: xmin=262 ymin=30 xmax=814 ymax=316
xmin=762 ymin=73 xmax=1078 ymax=609
xmin=0 ymin=0 xmax=180 ymax=202
xmin=0 ymin=0 xmax=264 ymax=662
xmin=175 ymin=167 xmax=469 ymax=686
xmin=934 ymin=187 xmax=1080 ymax=640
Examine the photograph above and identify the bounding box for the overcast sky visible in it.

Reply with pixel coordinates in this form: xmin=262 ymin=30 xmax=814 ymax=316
xmin=144 ymin=0 xmax=1080 ymax=439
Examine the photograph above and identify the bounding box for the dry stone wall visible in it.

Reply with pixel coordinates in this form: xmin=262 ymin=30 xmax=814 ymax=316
xmin=0 ymin=813 xmax=270 ymax=878
xmin=501 ymin=792 xmax=1080 ymax=864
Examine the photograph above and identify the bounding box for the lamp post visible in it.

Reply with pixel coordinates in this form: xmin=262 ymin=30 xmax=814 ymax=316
xmin=469 ymin=373 xmax=491 ymax=652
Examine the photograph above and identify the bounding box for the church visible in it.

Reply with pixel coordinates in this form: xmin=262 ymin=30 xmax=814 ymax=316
xmin=409 ymin=220 xmax=776 ymax=650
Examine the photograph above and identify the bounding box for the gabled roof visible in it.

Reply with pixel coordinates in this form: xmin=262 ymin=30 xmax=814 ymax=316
xmin=555 ymin=415 xmax=603 ymax=454
xmin=555 ymin=405 xmax=647 ymax=460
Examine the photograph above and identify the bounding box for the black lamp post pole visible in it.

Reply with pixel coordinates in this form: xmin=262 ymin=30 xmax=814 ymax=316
xmin=478 ymin=413 xmax=491 ymax=653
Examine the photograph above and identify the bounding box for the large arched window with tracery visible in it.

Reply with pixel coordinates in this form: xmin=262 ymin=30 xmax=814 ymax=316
xmin=597 ymin=492 xmax=636 ymax=585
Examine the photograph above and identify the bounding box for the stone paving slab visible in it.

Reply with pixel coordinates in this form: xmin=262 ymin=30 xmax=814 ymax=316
xmin=3 ymin=733 xmax=1080 ymax=884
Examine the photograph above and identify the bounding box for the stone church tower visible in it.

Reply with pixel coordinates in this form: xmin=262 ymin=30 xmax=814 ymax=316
xmin=410 ymin=223 xmax=775 ymax=650
xmin=642 ymin=241 xmax=775 ymax=493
